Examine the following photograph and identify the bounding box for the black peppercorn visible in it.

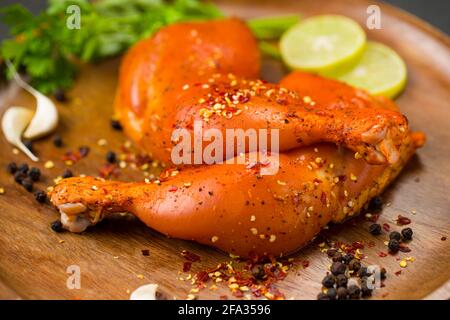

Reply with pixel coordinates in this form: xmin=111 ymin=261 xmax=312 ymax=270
xmin=321 ymin=274 xmax=335 ymax=288
xmin=34 ymin=190 xmax=47 ymax=203
xmin=332 ymin=252 xmax=343 ymax=262
xmin=17 ymin=163 xmax=29 ymax=174
xmin=361 ymin=283 xmax=372 ymax=297
xmin=54 ymin=89 xmax=67 ymax=102
xmin=389 ymin=231 xmax=401 ymax=241
xmin=21 ymin=177 xmax=33 ymax=192
xmin=358 ymin=266 xmax=369 ymax=278
xmin=342 ymin=253 xmax=354 ymax=264
xmin=331 ymin=262 xmax=346 ymax=276
xmin=62 ymin=169 xmax=73 ymax=179
xmin=348 ymin=259 xmax=361 ymax=272
xmin=14 ymin=171 xmax=26 ymax=184
xmin=110 ymin=119 xmax=123 ymax=131
xmin=326 ymin=287 xmax=337 ymax=300
xmin=326 ymin=248 xmax=338 ymax=258
xmin=53 ymin=134 xmax=63 ymax=148
xmin=335 ymin=274 xmax=348 ymax=287
xmin=369 ymin=223 xmax=382 ymax=235
xmin=79 ymin=146 xmax=90 ymax=157
xmin=251 ymin=264 xmax=265 ymax=280
xmin=388 ymin=239 xmax=400 ymax=253
xmin=380 ymin=267 xmax=387 ymax=280
xmin=106 ymin=151 xmax=117 ymax=164
xmin=317 ymin=292 xmax=329 ymax=300
xmin=28 ymin=167 xmax=41 ymax=181
xmin=401 ymin=227 xmax=413 ymax=240
xmin=7 ymin=162 xmax=17 ymax=174
xmin=337 ymin=287 xmax=348 ymax=300
xmin=368 ymin=196 xmax=383 ymax=212
xmin=50 ymin=220 xmax=63 ymax=232
xmin=347 ymin=285 xmax=361 ymax=299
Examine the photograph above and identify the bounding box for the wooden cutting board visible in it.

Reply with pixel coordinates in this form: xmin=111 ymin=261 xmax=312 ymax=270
xmin=0 ymin=0 xmax=449 ymax=300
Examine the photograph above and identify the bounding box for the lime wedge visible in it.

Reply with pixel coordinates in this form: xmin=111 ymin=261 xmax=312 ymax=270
xmin=337 ymin=41 xmax=407 ymax=98
xmin=280 ymin=15 xmax=366 ymax=75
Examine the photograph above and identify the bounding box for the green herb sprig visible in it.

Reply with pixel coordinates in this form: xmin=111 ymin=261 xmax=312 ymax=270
xmin=0 ymin=0 xmax=298 ymax=94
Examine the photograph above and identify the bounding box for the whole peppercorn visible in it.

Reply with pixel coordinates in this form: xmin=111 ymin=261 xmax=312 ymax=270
xmin=21 ymin=177 xmax=33 ymax=192
xmin=53 ymin=134 xmax=63 ymax=148
xmin=110 ymin=119 xmax=123 ymax=131
xmin=358 ymin=266 xmax=369 ymax=278
xmin=62 ymin=169 xmax=73 ymax=179
xmin=337 ymin=287 xmax=348 ymax=300
xmin=388 ymin=239 xmax=400 ymax=253
xmin=14 ymin=171 xmax=26 ymax=184
xmin=401 ymin=227 xmax=413 ymax=240
xmin=361 ymin=283 xmax=372 ymax=297
xmin=79 ymin=146 xmax=90 ymax=157
xmin=326 ymin=248 xmax=338 ymax=258
xmin=380 ymin=267 xmax=387 ymax=280
xmin=336 ymin=274 xmax=348 ymax=287
xmin=251 ymin=264 xmax=265 ymax=280
xmin=50 ymin=220 xmax=63 ymax=232
xmin=34 ymin=190 xmax=47 ymax=203
xmin=7 ymin=162 xmax=17 ymax=174
xmin=347 ymin=285 xmax=361 ymax=299
xmin=369 ymin=223 xmax=382 ymax=235
xmin=28 ymin=167 xmax=41 ymax=181
xmin=348 ymin=259 xmax=361 ymax=272
xmin=317 ymin=292 xmax=329 ymax=300
xmin=321 ymin=274 xmax=335 ymax=288
xmin=368 ymin=196 xmax=383 ymax=212
xmin=326 ymin=287 xmax=337 ymax=300
xmin=54 ymin=89 xmax=67 ymax=102
xmin=332 ymin=252 xmax=343 ymax=262
xmin=389 ymin=231 xmax=401 ymax=241
xmin=342 ymin=253 xmax=354 ymax=264
xmin=106 ymin=151 xmax=117 ymax=164
xmin=331 ymin=262 xmax=346 ymax=276
xmin=17 ymin=163 xmax=29 ymax=174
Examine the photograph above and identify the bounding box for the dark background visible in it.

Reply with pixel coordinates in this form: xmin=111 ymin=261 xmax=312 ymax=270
xmin=0 ymin=0 xmax=449 ymax=39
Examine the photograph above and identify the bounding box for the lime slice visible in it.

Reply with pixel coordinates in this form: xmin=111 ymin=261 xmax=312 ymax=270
xmin=280 ymin=15 xmax=366 ymax=75
xmin=337 ymin=41 xmax=407 ymax=98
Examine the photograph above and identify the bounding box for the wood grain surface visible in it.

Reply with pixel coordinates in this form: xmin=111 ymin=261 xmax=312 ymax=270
xmin=0 ymin=0 xmax=449 ymax=300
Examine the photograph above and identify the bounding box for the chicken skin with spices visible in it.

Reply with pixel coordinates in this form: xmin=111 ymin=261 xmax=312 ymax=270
xmin=49 ymin=19 xmax=424 ymax=257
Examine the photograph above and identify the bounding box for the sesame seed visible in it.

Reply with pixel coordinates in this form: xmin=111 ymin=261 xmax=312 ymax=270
xmin=250 ymin=215 xmax=256 ymax=222
xmin=182 ymin=84 xmax=189 ymax=90
xmin=399 ymin=260 xmax=407 ymax=268
xmin=211 ymin=236 xmax=219 ymax=243
xmin=250 ymin=227 xmax=258 ymax=235
xmin=91 ymin=185 xmax=98 ymax=191
xmin=303 ymin=96 xmax=312 ymax=103
xmin=0 ymin=187 xmax=4 ymax=195
xmin=44 ymin=161 xmax=54 ymax=169
xmin=350 ymin=173 xmax=358 ymax=181
xmin=269 ymin=235 xmax=277 ymax=242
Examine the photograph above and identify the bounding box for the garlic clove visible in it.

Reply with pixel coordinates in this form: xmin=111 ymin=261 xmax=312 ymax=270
xmin=1 ymin=106 xmax=39 ymax=162
xmin=6 ymin=60 xmax=59 ymax=140
xmin=130 ymin=284 xmax=159 ymax=300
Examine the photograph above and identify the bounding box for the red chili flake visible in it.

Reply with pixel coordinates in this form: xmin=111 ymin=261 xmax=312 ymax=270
xmin=396 ymin=215 xmax=411 ymax=225
xmin=302 ymin=260 xmax=310 ymax=268
xmin=395 ymin=270 xmax=402 ymax=276
xmin=181 ymin=250 xmax=201 ymax=262
xmin=99 ymin=163 xmax=119 ymax=179
xmin=183 ymin=261 xmax=192 ymax=272
xmin=232 ymin=290 xmax=244 ymax=298
xmin=320 ymin=192 xmax=327 ymax=205
xmin=441 ymin=236 xmax=447 ymax=241
xmin=383 ymin=223 xmax=391 ymax=232
xmin=338 ymin=175 xmax=346 ymax=182
xmin=219 ymin=295 xmax=228 ymax=300
xmin=141 ymin=249 xmax=150 ymax=256
xmin=368 ymin=241 xmax=376 ymax=248
xmin=399 ymin=243 xmax=411 ymax=253
xmin=378 ymin=252 xmax=388 ymax=257
xmin=352 ymin=241 xmax=364 ymax=250
xmin=169 ymin=185 xmax=178 ymax=192
xmin=195 ymin=271 xmax=209 ymax=283
xmin=368 ymin=213 xmax=380 ymax=223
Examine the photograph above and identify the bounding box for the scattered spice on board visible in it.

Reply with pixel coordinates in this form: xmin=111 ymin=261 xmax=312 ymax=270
xmin=396 ymin=215 xmax=411 ymax=225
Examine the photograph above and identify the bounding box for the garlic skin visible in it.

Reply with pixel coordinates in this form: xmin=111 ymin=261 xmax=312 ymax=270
xmin=130 ymin=284 xmax=159 ymax=300
xmin=1 ymin=106 xmax=38 ymax=162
